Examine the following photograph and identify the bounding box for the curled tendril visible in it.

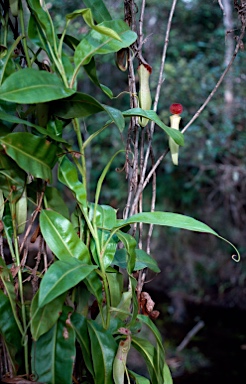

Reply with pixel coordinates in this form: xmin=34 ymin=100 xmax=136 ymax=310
xmin=232 ymin=254 xmax=240 ymax=263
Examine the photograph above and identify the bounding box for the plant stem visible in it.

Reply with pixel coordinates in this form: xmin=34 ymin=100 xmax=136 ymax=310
xmin=73 ymin=118 xmax=87 ymax=196
xmin=19 ymin=1 xmax=31 ymax=68
xmin=11 ymin=204 xmax=29 ymax=376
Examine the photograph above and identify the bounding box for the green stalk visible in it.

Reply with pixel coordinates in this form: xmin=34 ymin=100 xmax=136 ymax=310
xmin=72 ymin=118 xmax=87 ymax=195
xmin=81 ymin=206 xmax=110 ymax=329
xmin=58 ymin=19 xmax=70 ymax=59
xmin=11 ymin=204 xmax=29 ymax=376
xmin=19 ymin=1 xmax=31 ymax=68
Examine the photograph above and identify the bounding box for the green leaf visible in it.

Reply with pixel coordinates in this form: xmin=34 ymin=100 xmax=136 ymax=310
xmin=38 ymin=258 xmax=96 ymax=308
xmin=66 ymin=9 xmax=121 ymax=41
xmin=0 ymin=110 xmax=67 ymax=143
xmin=0 ymin=289 xmax=22 ymax=373
xmin=128 ymin=370 xmax=150 ymax=384
xmin=134 ymin=249 xmax=160 ymax=273
xmin=115 ymin=231 xmax=136 ymax=274
xmin=27 ymin=0 xmax=56 ymax=45
xmin=100 ymin=231 xmax=118 ymax=269
xmin=137 ymin=315 xmax=165 ymax=381
xmin=131 ymin=337 xmax=160 ymax=384
xmin=116 ymin=212 xmax=240 ymax=261
xmin=113 ymin=248 xmax=160 ymax=273
xmin=30 ymin=291 xmax=66 ymax=341
xmin=44 ymin=186 xmax=69 ymax=219
xmin=89 ymin=203 xmax=117 ymax=230
xmin=82 ymin=0 xmax=112 ymax=23
xmin=0 ymin=257 xmax=24 ymax=340
xmin=137 ymin=315 xmax=163 ymax=350
xmin=0 ymin=152 xmax=26 ymax=201
xmin=0 ymin=132 xmax=57 ymax=181
xmin=106 ymin=271 xmax=124 ymax=308
xmin=87 ymin=319 xmax=118 ymax=384
xmin=71 ymin=313 xmax=94 ymax=377
xmin=123 ymin=108 xmax=184 ymax=146
xmin=15 ymin=186 xmax=27 ymax=234
xmin=84 ymin=58 xmax=114 ymax=98
xmin=52 ymin=92 xmax=125 ymax=132
xmin=0 ymin=189 xmax=4 ymax=219
xmin=58 ymin=156 xmax=87 ymax=207
xmin=163 ymin=363 xmax=173 ymax=384
xmin=84 ymin=270 xmax=103 ymax=307
xmin=74 ymin=20 xmax=137 ymax=67
xmin=40 ymin=209 xmax=90 ymax=262
xmin=0 ymin=68 xmax=75 ymax=104
xmin=31 ymin=306 xmax=75 ymax=384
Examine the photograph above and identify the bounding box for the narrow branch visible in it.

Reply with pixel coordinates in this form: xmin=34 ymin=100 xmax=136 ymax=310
xmin=182 ymin=24 xmax=245 ymax=134
xmin=138 ymin=0 xmax=146 ymax=50
xmin=151 ymin=0 xmax=178 ymax=116
xmin=176 ymin=320 xmax=205 ymax=352
xmin=129 ymin=0 xmax=178 ymax=216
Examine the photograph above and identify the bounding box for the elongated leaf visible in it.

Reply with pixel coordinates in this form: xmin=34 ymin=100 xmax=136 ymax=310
xmin=84 ymin=270 xmax=103 ymax=307
xmin=0 ymin=289 xmax=22 ymax=372
xmin=82 ymin=0 xmax=112 ymax=23
xmin=88 ymin=203 xmax=117 ymax=230
xmin=15 ymin=186 xmax=27 ymax=234
xmin=0 ymin=258 xmax=23 ymax=335
xmin=31 ymin=306 xmax=75 ymax=384
xmin=0 ymin=68 xmax=75 ymax=104
xmin=1 ymin=132 xmax=57 ymax=181
xmin=66 ymin=9 xmax=120 ymax=41
xmin=52 ymin=92 xmax=125 ymax=132
xmin=163 ymin=363 xmax=173 ymax=384
xmin=116 ymin=212 xmax=240 ymax=260
xmin=100 ymin=231 xmax=118 ymax=269
xmin=40 ymin=209 xmax=90 ymax=262
xmin=0 ymin=189 xmax=4 ymax=219
xmin=38 ymin=258 xmax=96 ymax=307
xmin=0 ymin=152 xmax=26 ymax=201
xmin=128 ymin=370 xmax=150 ymax=384
xmin=0 ymin=110 xmax=67 ymax=143
xmin=123 ymin=108 xmax=184 ymax=146
xmin=131 ymin=337 xmax=160 ymax=384
xmin=113 ymin=248 xmax=160 ymax=273
xmin=30 ymin=291 xmax=66 ymax=341
xmin=137 ymin=315 xmax=165 ymax=381
xmin=87 ymin=320 xmax=118 ymax=384
xmin=27 ymin=0 xmax=56 ymax=46
xmin=58 ymin=155 xmax=87 ymax=207
xmin=137 ymin=315 xmax=164 ymax=351
xmin=106 ymin=271 xmax=123 ymax=308
xmin=116 ymin=231 xmax=136 ymax=273
xmin=84 ymin=58 xmax=114 ymax=98
xmin=71 ymin=313 xmax=94 ymax=377
xmin=44 ymin=186 xmax=69 ymax=219
xmin=74 ymin=20 xmax=137 ymax=67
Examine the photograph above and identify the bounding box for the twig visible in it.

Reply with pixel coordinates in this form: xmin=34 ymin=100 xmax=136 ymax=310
xmin=129 ymin=0 xmax=178 ymax=216
xmin=182 ymin=24 xmax=246 ymax=135
xmin=176 ymin=320 xmax=205 ymax=352
xmin=218 ymin=0 xmax=225 ymax=14
xmin=146 ymin=144 xmax=156 ymax=254
xmin=152 ymin=0 xmax=178 ymax=116
xmin=138 ymin=0 xmax=146 ymax=50
xmin=19 ymin=183 xmax=46 ymax=255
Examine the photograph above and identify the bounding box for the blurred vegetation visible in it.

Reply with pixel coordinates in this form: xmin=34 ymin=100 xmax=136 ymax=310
xmin=49 ymin=0 xmax=246 ymax=302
